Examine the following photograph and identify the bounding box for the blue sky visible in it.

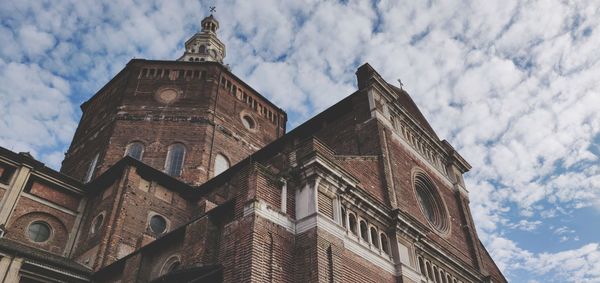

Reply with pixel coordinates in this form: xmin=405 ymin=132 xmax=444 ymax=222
xmin=1 ymin=0 xmax=600 ymax=281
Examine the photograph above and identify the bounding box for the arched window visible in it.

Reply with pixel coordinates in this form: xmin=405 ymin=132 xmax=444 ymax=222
xmin=370 ymin=227 xmax=379 ymax=248
xmin=348 ymin=214 xmax=357 ymax=235
xmin=418 ymin=257 xmax=425 ymax=275
xmin=198 ymin=45 xmax=206 ymax=53
xmin=446 ymin=274 xmax=452 ymax=283
xmin=433 ymin=266 xmax=439 ymax=282
xmin=359 ymin=220 xmax=368 ymax=241
xmin=84 ymin=153 xmax=99 ymax=183
xmin=426 ymin=262 xmax=433 ymax=280
xmin=160 ymin=255 xmax=181 ymax=275
xmin=125 ymin=142 xmax=144 ymax=160
xmin=90 ymin=213 xmax=105 ymax=235
xmin=380 ymin=233 xmax=389 ymax=254
xmin=188 ymin=57 xmax=193 ymax=61
xmin=214 ymin=153 xmax=230 ymax=176
xmin=165 ymin=143 xmax=185 ymax=177
xmin=167 ymin=261 xmax=180 ymax=272
xmin=341 ymin=207 xmax=347 ymax=228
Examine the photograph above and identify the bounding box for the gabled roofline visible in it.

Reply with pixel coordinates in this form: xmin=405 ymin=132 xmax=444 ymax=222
xmin=0 ymin=146 xmax=84 ymax=190
xmin=84 ymin=156 xmax=196 ymax=197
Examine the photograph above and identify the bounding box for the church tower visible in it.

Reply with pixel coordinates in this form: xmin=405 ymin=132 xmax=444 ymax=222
xmin=178 ymin=15 xmax=226 ymax=63
xmin=60 ymin=15 xmax=286 ymax=185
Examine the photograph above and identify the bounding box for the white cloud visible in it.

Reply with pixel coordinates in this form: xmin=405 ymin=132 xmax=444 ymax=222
xmin=18 ymin=25 xmax=56 ymax=57
xmin=0 ymin=61 xmax=76 ymax=168
xmin=489 ymin=235 xmax=600 ymax=282
xmin=1 ymin=1 xmax=600 ymax=281
xmin=507 ymin=219 xmax=542 ymax=231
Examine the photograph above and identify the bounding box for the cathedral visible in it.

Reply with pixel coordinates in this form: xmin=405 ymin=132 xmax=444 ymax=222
xmin=0 ymin=15 xmax=506 ymax=283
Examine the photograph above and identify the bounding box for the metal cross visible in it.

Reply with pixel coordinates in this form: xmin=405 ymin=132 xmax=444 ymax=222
xmin=397 ymin=79 xmax=404 ymax=90
xmin=209 ymin=6 xmax=216 ymax=13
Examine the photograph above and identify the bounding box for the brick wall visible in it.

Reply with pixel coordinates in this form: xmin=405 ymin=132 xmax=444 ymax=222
xmin=6 ymin=196 xmax=78 ymax=255
xmin=249 ymin=216 xmax=294 ymax=283
xmin=103 ymin=167 xmax=193 ymax=268
xmin=26 ymin=179 xmax=81 ymax=211
xmin=385 ymin=126 xmax=478 ymax=268
xmin=318 ymin=227 xmax=396 ymax=283
xmin=294 ymin=228 xmax=319 ymax=282
xmin=62 ymin=60 xmax=285 ymax=186
xmin=72 ymin=179 xmax=120 ymax=263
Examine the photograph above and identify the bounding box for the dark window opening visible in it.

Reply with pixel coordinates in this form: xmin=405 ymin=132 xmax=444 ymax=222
xmin=166 ymin=144 xmax=185 ymax=177
xmin=125 ymin=142 xmax=144 ymax=160
xmin=348 ymin=214 xmax=357 ymax=235
xmin=0 ymin=164 xmax=16 ymax=185
xmin=370 ymin=227 xmax=378 ymax=248
xmin=149 ymin=215 xmax=167 ymax=234
xmin=28 ymin=221 xmax=51 ymax=242
xmin=359 ymin=220 xmax=368 ymax=241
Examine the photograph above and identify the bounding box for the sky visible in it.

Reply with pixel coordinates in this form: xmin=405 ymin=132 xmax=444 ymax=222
xmin=1 ymin=0 xmax=599 ymax=281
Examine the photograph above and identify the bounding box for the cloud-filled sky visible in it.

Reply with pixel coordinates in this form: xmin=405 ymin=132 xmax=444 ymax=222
xmin=1 ymin=0 xmax=599 ymax=281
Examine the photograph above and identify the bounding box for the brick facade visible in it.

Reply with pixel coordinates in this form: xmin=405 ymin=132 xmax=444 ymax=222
xmin=61 ymin=61 xmax=286 ymax=186
xmin=0 ymin=15 xmax=506 ymax=283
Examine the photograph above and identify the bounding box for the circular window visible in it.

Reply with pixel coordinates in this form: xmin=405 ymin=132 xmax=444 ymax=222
xmin=91 ymin=213 xmax=104 ymax=235
xmin=241 ymin=115 xmax=256 ymax=130
xmin=155 ymin=88 xmax=180 ymax=104
xmin=28 ymin=221 xmax=51 ymax=242
xmin=149 ymin=215 xmax=167 ymax=234
xmin=414 ymin=172 xmax=448 ymax=233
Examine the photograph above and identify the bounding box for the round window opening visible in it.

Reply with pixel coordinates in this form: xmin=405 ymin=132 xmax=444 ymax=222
xmin=155 ymin=88 xmax=180 ymax=104
xmin=28 ymin=221 xmax=51 ymax=242
xmin=414 ymin=173 xmax=448 ymax=233
xmin=241 ymin=115 xmax=256 ymax=130
xmin=150 ymin=215 xmax=167 ymax=234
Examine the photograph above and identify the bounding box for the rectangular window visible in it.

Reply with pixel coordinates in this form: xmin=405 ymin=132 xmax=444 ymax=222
xmin=0 ymin=163 xmax=16 ymax=185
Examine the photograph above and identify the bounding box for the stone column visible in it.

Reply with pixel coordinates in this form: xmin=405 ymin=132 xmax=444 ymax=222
xmin=0 ymin=256 xmax=12 ymax=282
xmin=3 ymin=257 xmax=23 ymax=283
xmin=332 ymin=197 xmax=341 ymax=224
xmin=0 ymin=165 xmax=32 ymax=226
xmin=280 ymin=178 xmax=287 ymax=214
